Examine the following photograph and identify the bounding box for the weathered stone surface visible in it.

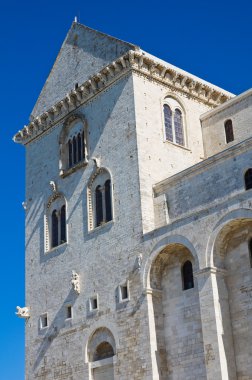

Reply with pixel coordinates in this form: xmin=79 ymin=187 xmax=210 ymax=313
xmin=16 ymin=22 xmax=252 ymax=380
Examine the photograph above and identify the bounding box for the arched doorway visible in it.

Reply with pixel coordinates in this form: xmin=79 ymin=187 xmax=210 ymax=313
xmin=87 ymin=327 xmax=115 ymax=380
xmin=149 ymin=242 xmax=205 ymax=379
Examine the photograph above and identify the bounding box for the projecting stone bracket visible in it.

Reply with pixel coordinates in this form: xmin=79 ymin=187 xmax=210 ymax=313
xmin=16 ymin=306 xmax=30 ymax=318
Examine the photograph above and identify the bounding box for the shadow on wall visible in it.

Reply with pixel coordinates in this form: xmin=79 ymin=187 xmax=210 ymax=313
xmin=33 ymin=288 xmax=79 ymax=371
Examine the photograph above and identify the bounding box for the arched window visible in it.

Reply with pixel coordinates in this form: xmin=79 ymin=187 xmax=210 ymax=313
xmin=163 ymin=97 xmax=185 ymax=146
xmin=45 ymin=194 xmax=67 ymax=252
xmin=68 ymin=140 xmax=73 ymax=168
xmin=72 ymin=136 xmax=77 ymax=165
xmin=95 ymin=186 xmax=103 ymax=227
xmin=60 ymin=205 xmax=66 ymax=244
xmin=249 ymin=238 xmax=252 ymax=268
xmin=77 ymin=133 xmax=82 ymax=162
xmin=88 ymin=169 xmax=113 ymax=230
xmin=59 ymin=117 xmax=88 ymax=175
xmin=174 ymin=108 xmax=184 ymax=145
xmin=224 ymin=119 xmax=234 ymax=143
xmin=244 ymin=169 xmax=252 ymax=190
xmin=105 ymin=179 xmax=112 ymax=222
xmin=163 ymin=104 xmax=173 ymax=142
xmin=51 ymin=210 xmax=58 ymax=248
xmin=182 ymin=261 xmax=194 ymax=290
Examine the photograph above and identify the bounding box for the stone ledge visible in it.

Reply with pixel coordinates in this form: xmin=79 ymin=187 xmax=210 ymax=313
xmin=14 ymin=50 xmax=233 ymax=145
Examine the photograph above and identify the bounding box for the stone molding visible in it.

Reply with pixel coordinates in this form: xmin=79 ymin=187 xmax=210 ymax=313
xmin=14 ymin=50 xmax=232 ymax=145
xmin=154 ymin=135 xmax=252 ymax=196
xmin=194 ymin=266 xmax=227 ymax=277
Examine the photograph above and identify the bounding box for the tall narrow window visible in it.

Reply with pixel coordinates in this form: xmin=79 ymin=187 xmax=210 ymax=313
xmin=95 ymin=186 xmax=103 ymax=227
xmin=88 ymin=170 xmax=113 ymax=231
xmin=51 ymin=210 xmax=58 ymax=248
xmin=174 ymin=108 xmax=184 ymax=145
xmin=68 ymin=140 xmax=73 ymax=168
xmin=163 ymin=98 xmax=185 ymax=146
xmin=105 ymin=180 xmax=112 ymax=222
xmin=225 ymin=119 xmax=234 ymax=143
xmin=245 ymin=169 xmax=252 ymax=190
xmin=60 ymin=205 xmax=66 ymax=244
xmin=182 ymin=261 xmax=194 ymax=290
xmin=164 ymin=104 xmax=173 ymax=142
xmin=77 ymin=133 xmax=82 ymax=162
xmin=249 ymin=239 xmax=252 ymax=267
xmin=73 ymin=136 xmax=77 ymax=165
xmin=82 ymin=131 xmax=85 ymax=161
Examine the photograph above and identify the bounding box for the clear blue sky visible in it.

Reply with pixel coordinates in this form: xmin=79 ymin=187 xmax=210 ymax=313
xmin=0 ymin=0 xmax=251 ymax=378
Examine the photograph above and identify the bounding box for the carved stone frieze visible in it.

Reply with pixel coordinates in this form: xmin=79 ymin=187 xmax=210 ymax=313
xmin=13 ymin=50 xmax=232 ymax=145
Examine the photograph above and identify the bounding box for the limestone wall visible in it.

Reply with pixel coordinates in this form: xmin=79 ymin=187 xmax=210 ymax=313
xmin=133 ymin=72 xmax=212 ymax=233
xmin=201 ymin=89 xmax=252 ymax=157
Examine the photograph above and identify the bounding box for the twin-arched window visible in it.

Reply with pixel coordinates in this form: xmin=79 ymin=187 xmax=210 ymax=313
xmin=95 ymin=179 xmax=112 ymax=227
xmin=51 ymin=205 xmax=66 ymax=248
xmin=45 ymin=195 xmax=67 ymax=252
xmin=88 ymin=170 xmax=113 ymax=230
xmin=163 ymin=98 xmax=185 ymax=146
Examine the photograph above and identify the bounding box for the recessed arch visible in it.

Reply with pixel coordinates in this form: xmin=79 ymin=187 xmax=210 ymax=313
xmin=44 ymin=192 xmax=67 ymax=252
xmin=59 ymin=113 xmax=88 ymax=174
xmin=87 ymin=327 xmax=116 ymax=362
xmin=205 ymin=208 xmax=252 ymax=267
xmin=162 ymin=94 xmax=187 ymax=146
xmin=87 ymin=167 xmax=113 ymax=230
xmin=205 ymin=208 xmax=252 ymax=377
xmin=143 ymin=234 xmax=199 ymax=289
xmin=145 ymin=235 xmax=203 ymax=377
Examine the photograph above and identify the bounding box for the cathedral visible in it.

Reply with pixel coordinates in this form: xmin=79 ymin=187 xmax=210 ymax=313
xmin=14 ymin=21 xmax=252 ymax=380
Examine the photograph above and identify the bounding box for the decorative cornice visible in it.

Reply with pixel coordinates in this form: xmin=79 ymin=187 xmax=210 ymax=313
xmin=14 ymin=50 xmax=233 ymax=145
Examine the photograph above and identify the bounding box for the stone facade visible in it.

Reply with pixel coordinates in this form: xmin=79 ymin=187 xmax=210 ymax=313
xmin=14 ymin=21 xmax=252 ymax=380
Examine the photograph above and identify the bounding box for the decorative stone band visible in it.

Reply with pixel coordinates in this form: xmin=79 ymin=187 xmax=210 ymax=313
xmin=194 ymin=266 xmax=228 ymax=277
xmin=13 ymin=50 xmax=232 ymax=145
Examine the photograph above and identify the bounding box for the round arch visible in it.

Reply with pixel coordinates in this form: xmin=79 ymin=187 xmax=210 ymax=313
xmin=84 ymin=322 xmax=119 ymax=364
xmin=59 ymin=113 xmax=87 ymax=145
xmin=143 ymin=234 xmax=199 ymax=289
xmin=162 ymin=92 xmax=188 ymax=115
xmin=206 ymin=208 xmax=252 ymax=267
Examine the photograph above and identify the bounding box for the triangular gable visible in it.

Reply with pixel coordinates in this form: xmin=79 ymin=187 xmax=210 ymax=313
xmin=31 ymin=22 xmax=137 ymax=119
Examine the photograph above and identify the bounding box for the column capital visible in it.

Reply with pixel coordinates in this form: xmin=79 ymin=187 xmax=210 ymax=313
xmin=195 ymin=266 xmax=227 ymax=277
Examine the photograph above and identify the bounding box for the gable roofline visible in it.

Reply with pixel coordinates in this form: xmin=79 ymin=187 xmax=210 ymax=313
xmin=74 ymin=21 xmax=139 ymax=51
xmin=14 ymin=49 xmax=234 ymax=145
xmin=30 ymin=21 xmax=139 ymax=120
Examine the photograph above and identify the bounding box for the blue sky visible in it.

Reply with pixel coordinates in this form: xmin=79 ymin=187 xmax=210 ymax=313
xmin=0 ymin=0 xmax=251 ymax=378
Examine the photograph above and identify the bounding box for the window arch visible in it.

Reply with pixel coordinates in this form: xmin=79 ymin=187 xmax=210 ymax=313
xmin=59 ymin=115 xmax=88 ymax=175
xmin=244 ymin=169 xmax=252 ymax=190
xmin=224 ymin=119 xmax=234 ymax=143
xmin=45 ymin=194 xmax=67 ymax=252
xmin=93 ymin=342 xmax=114 ymax=361
xmin=87 ymin=327 xmax=116 ymax=380
xmin=182 ymin=260 xmax=194 ymax=290
xmin=163 ymin=97 xmax=185 ymax=146
xmin=88 ymin=169 xmax=113 ymax=230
